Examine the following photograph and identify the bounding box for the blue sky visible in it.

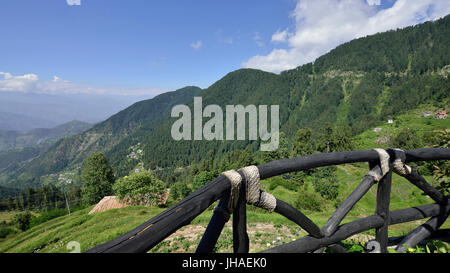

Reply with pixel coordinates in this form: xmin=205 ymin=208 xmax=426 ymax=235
xmin=0 ymin=0 xmax=449 ymax=97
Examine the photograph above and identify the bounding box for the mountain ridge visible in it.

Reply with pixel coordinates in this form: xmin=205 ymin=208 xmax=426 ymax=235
xmin=1 ymin=15 xmax=449 ymax=189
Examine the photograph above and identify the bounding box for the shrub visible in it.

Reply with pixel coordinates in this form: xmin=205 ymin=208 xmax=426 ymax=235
xmin=14 ymin=211 xmax=33 ymax=231
xmin=293 ymin=185 xmax=323 ymax=212
xmin=113 ymin=171 xmax=167 ymax=206
xmin=391 ymin=128 xmax=423 ymax=150
xmin=170 ymin=182 xmax=191 ymax=200
xmin=268 ymin=180 xmax=281 ymax=191
xmin=192 ymin=171 xmax=216 ymax=192
xmin=311 ymin=166 xmax=339 ymax=200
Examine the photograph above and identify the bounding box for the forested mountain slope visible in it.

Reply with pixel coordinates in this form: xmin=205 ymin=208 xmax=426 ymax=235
xmin=2 ymin=15 xmax=449 ymax=189
xmin=140 ymin=15 xmax=450 ymax=171
xmin=0 ymin=120 xmax=92 ymax=152
xmin=0 ymin=86 xmax=201 ymax=188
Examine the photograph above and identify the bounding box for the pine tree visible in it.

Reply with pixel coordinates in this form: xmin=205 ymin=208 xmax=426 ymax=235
xmin=81 ymin=153 xmax=115 ymax=205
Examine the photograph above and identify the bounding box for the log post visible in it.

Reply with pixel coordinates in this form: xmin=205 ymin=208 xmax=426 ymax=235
xmin=372 ymin=160 xmax=392 ymax=253
xmin=233 ymin=170 xmax=249 ymax=253
xmin=196 ymin=191 xmax=230 ymax=253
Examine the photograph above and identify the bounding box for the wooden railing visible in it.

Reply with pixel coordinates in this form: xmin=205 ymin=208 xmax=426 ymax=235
xmin=86 ymin=148 xmax=450 ymax=253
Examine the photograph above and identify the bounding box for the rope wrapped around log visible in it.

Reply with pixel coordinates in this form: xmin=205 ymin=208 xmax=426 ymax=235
xmin=222 ymin=165 xmax=277 ymax=213
xmin=391 ymin=148 xmax=412 ymax=176
xmin=366 ymin=148 xmax=390 ymax=182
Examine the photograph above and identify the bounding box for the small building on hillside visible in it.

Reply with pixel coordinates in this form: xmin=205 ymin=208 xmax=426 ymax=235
xmin=373 ymin=127 xmax=382 ymax=133
xmin=435 ymin=111 xmax=448 ymax=119
xmin=387 ymin=119 xmax=394 ymax=124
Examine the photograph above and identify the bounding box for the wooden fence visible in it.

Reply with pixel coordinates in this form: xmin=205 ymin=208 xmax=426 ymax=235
xmin=86 ymin=148 xmax=450 ymax=253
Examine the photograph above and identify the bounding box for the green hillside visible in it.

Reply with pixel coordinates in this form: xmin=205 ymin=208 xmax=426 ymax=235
xmin=0 ymin=86 xmax=201 ymax=189
xmin=0 ymin=106 xmax=448 ymax=252
xmin=0 ymin=159 xmax=446 ymax=253
xmin=0 ymin=120 xmax=93 ymax=179
xmin=0 ymin=15 xmax=449 ymax=194
xmin=0 ymin=120 xmax=92 ymax=152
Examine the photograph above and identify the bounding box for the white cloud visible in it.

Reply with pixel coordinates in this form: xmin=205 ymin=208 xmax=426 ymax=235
xmin=0 ymin=72 xmax=168 ymax=96
xmin=66 ymin=0 xmax=81 ymax=6
xmin=366 ymin=0 xmax=381 ymax=6
xmin=190 ymin=40 xmax=203 ymax=50
xmin=52 ymin=75 xmax=63 ymax=82
xmin=271 ymin=29 xmax=289 ymax=43
xmin=242 ymin=0 xmax=450 ymax=73
xmin=0 ymin=72 xmax=39 ymax=92
xmin=253 ymin=32 xmax=265 ymax=47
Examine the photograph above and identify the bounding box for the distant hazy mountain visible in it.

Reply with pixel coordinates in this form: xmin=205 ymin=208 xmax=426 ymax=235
xmin=0 ymin=111 xmax=58 ymax=132
xmin=0 ymin=120 xmax=92 ymax=152
xmin=0 ymin=120 xmax=93 ymax=175
xmin=0 ymin=92 xmax=152 ymax=131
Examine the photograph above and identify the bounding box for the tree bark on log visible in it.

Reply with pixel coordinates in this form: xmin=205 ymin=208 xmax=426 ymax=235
xmin=263 ymin=200 xmax=450 ymax=253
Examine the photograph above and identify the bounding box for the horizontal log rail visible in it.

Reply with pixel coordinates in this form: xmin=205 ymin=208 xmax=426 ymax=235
xmin=86 ymin=148 xmax=450 ymax=253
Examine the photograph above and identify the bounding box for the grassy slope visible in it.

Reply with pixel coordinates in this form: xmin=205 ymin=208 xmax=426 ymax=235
xmin=0 ymin=206 xmax=165 ymax=253
xmin=0 ymin=106 xmax=448 ymax=253
xmin=353 ymin=103 xmax=449 ymax=150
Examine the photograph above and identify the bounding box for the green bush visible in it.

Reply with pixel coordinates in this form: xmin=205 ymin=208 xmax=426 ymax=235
xmin=268 ymin=180 xmax=281 ymax=191
xmin=391 ymin=128 xmax=423 ymax=150
xmin=113 ymin=171 xmax=167 ymax=206
xmin=192 ymin=171 xmax=216 ymax=192
xmin=170 ymin=182 xmax=191 ymax=200
xmin=311 ymin=166 xmax=339 ymax=200
xmin=14 ymin=211 xmax=33 ymax=231
xmin=293 ymin=185 xmax=323 ymax=212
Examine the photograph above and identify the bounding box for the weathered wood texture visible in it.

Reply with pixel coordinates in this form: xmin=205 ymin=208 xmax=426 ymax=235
xmin=395 ymin=212 xmax=449 ymax=252
xmin=263 ymin=200 xmax=450 ymax=253
xmin=233 ymin=171 xmax=249 ymax=253
xmin=375 ymin=169 xmax=392 ymax=253
xmin=257 ymin=148 xmax=450 ymax=179
xmin=196 ymin=191 xmax=230 ymax=253
xmin=274 ymin=199 xmax=323 ymax=238
xmin=404 ymin=170 xmax=445 ymax=203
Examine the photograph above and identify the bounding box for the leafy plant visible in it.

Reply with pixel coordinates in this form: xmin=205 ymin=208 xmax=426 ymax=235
xmin=81 ymin=153 xmax=115 ymax=205
xmin=13 ymin=211 xmax=33 ymax=231
xmin=311 ymin=166 xmax=339 ymax=200
xmin=113 ymin=171 xmax=167 ymax=206
xmin=293 ymin=184 xmax=323 ymax=212
xmin=192 ymin=171 xmax=216 ymax=192
xmin=170 ymin=182 xmax=191 ymax=200
xmin=391 ymin=128 xmax=423 ymax=150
